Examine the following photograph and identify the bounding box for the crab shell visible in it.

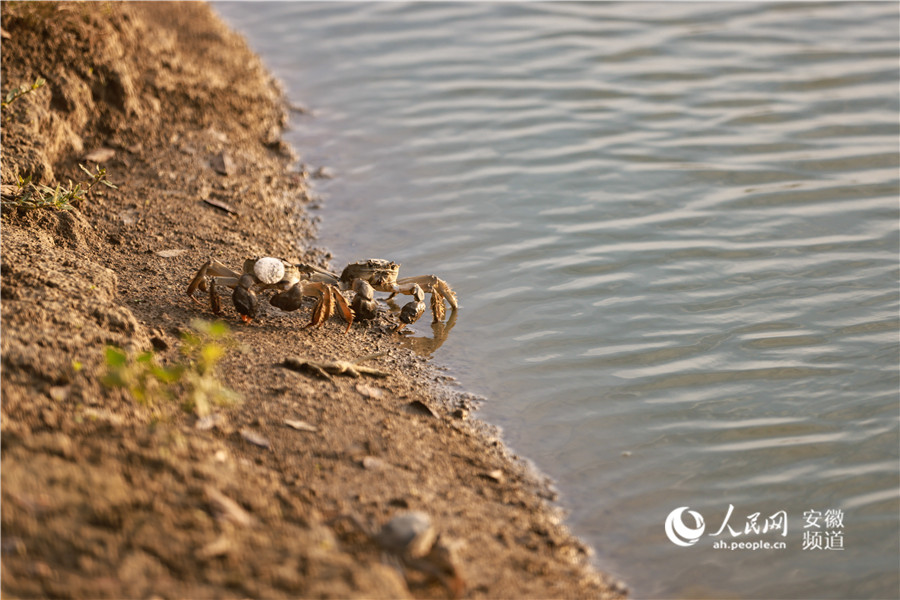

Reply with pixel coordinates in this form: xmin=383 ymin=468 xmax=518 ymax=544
xmin=339 ymin=259 xmax=399 ymax=288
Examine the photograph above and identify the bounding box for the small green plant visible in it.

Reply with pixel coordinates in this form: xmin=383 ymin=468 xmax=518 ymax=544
xmin=1 ymin=77 xmax=46 ymax=111
xmin=102 ymin=347 xmax=182 ymax=405
xmin=103 ymin=319 xmax=240 ymax=416
xmin=1 ymin=164 xmax=118 ymax=211
xmin=177 ymin=319 xmax=241 ymax=416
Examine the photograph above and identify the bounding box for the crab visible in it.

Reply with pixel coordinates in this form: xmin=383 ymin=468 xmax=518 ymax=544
xmin=187 ymin=257 xmax=457 ymax=332
xmin=186 ymin=256 xmax=353 ymax=330
xmin=334 ymin=259 xmax=458 ymax=325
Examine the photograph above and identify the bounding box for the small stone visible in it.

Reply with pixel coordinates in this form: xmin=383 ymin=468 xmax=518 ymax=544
xmin=375 ymin=511 xmax=436 ymax=558
xmin=362 ymin=456 xmax=386 ymax=471
xmin=48 ymin=386 xmax=68 ymax=402
xmin=356 ymin=383 xmax=383 ymax=399
xmin=210 ymin=152 xmax=233 ymax=176
xmin=481 ymin=469 xmax=504 ymax=483
xmin=263 ymin=125 xmax=280 ymax=146
xmin=451 ymin=408 xmax=469 ymax=420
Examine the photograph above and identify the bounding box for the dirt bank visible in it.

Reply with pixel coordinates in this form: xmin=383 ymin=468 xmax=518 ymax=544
xmin=0 ymin=3 xmax=626 ymax=598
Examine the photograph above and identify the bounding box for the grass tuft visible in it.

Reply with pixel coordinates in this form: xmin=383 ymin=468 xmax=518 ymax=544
xmin=102 ymin=320 xmax=240 ymax=417
xmin=1 ymin=164 xmax=118 ymax=212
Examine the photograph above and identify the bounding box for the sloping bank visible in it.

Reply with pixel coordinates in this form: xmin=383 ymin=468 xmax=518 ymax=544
xmin=0 ymin=3 xmax=626 ymax=598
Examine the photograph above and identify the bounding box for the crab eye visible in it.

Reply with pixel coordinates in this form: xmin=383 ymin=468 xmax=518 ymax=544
xmin=254 ymin=257 xmax=285 ymax=284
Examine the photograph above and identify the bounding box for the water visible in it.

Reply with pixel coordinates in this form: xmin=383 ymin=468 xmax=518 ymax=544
xmin=215 ymin=3 xmax=899 ymax=598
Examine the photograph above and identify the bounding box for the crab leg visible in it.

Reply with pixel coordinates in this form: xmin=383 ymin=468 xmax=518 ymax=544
xmin=308 ymin=283 xmax=333 ymax=328
xmin=187 ymin=259 xmax=241 ymax=305
xmin=273 ymin=281 xmax=354 ymax=332
xmin=322 ymin=283 xmax=353 ymax=333
xmin=290 ymin=262 xmax=341 ymax=284
xmin=390 ymin=275 xmax=458 ymax=323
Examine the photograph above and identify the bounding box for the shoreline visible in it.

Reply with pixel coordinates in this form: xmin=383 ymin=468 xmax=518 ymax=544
xmin=0 ymin=3 xmax=626 ymax=598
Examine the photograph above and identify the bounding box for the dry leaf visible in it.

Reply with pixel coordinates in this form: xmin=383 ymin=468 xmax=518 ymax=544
xmin=84 ymin=147 xmax=116 ymax=163
xmin=204 ymin=486 xmax=255 ymax=527
xmin=156 ymin=248 xmax=186 ymax=258
xmin=284 ymin=419 xmax=317 ymax=433
xmin=195 ymin=413 xmax=223 ymax=431
xmin=240 ymin=428 xmax=270 ymax=449
xmin=203 ymin=198 xmax=238 ymax=215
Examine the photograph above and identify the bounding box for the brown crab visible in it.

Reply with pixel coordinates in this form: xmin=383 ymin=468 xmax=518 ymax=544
xmin=334 ymin=259 xmax=457 ymax=325
xmin=186 ymin=256 xmax=353 ymax=330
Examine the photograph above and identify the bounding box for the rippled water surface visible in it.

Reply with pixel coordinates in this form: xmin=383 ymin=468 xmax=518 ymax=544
xmin=216 ymin=3 xmax=899 ymax=598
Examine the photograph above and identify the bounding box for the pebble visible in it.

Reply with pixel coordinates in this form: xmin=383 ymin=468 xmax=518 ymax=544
xmin=375 ymin=511 xmax=436 ymax=558
xmin=362 ymin=456 xmax=386 ymax=471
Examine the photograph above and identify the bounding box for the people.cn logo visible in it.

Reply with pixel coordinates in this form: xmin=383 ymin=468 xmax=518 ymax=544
xmin=665 ymin=506 xmax=706 ymax=546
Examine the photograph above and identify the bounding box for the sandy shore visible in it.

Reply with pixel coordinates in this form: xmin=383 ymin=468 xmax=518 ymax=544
xmin=0 ymin=3 xmax=626 ymax=598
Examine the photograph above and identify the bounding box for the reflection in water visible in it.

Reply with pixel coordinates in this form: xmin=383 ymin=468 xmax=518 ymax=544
xmin=390 ymin=303 xmax=459 ymax=356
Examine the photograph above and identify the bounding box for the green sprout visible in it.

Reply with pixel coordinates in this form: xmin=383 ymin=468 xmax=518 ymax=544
xmin=1 ymin=77 xmax=46 ymax=111
xmin=102 ymin=320 xmax=240 ymax=416
xmin=177 ymin=319 xmax=241 ymax=416
xmin=102 ymin=347 xmax=182 ymax=405
xmin=1 ymin=163 xmax=118 ymax=211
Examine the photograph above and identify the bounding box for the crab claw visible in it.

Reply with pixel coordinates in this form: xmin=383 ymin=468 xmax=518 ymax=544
xmin=394 ymin=284 xmax=426 ymax=333
xmin=393 ymin=275 xmax=457 ymax=323
xmin=351 ymin=280 xmax=379 ymax=322
xmin=232 ymin=274 xmax=259 ymax=323
xmin=270 ymin=283 xmax=304 ymax=312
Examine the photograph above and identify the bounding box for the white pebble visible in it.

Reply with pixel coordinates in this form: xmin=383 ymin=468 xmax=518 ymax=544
xmin=253 ymin=257 xmax=285 ymax=284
